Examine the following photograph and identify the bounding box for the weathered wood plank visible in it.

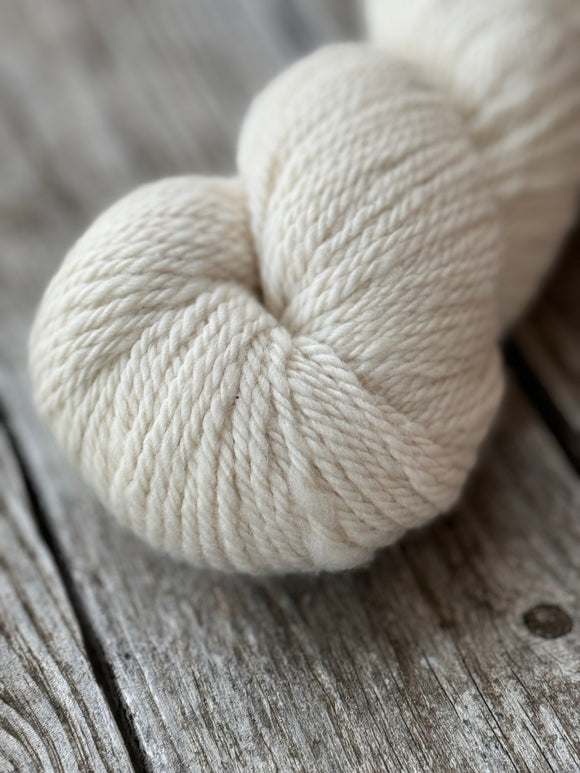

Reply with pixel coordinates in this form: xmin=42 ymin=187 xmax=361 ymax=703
xmin=3 ymin=368 xmax=580 ymax=772
xmin=0 ymin=420 xmax=134 ymax=772
xmin=1 ymin=0 xmax=579 ymax=771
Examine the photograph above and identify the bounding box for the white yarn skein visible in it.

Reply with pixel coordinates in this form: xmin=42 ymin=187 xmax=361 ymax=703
xmin=29 ymin=2 xmax=580 ymax=574
xmin=366 ymin=0 xmax=580 ymax=325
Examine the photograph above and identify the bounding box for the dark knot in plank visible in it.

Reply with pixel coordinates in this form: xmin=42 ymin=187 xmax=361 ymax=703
xmin=523 ymin=604 xmax=573 ymax=639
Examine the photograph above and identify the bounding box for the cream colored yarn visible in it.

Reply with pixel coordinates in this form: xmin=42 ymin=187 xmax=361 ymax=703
xmin=29 ymin=1 xmax=580 ymax=574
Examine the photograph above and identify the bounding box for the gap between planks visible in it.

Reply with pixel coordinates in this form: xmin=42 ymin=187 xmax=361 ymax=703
xmin=0 ymin=397 xmax=145 ymax=772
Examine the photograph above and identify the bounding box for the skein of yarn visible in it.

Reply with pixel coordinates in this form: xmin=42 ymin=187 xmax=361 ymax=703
xmin=29 ymin=1 xmax=580 ymax=574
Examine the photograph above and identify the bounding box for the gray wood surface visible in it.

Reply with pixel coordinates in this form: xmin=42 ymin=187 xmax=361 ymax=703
xmin=0 ymin=1 xmax=579 ymax=771
xmin=0 ymin=423 xmax=133 ymax=772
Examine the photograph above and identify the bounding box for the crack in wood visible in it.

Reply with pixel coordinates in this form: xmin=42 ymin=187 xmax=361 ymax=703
xmin=504 ymin=340 xmax=580 ymax=474
xmin=0 ymin=397 xmax=144 ymax=773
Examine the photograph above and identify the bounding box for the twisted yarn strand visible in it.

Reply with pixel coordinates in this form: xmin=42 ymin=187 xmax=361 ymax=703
xmin=29 ymin=1 xmax=580 ymax=573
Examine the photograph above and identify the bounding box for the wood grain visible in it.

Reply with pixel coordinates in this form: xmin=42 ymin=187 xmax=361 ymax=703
xmin=0 ymin=0 xmax=579 ymax=770
xmin=0 ymin=420 xmax=134 ymax=772
xmin=3 ymin=367 xmax=580 ymax=772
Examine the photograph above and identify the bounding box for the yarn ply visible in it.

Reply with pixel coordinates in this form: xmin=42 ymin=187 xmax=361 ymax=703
xmin=29 ymin=1 xmax=580 ymax=573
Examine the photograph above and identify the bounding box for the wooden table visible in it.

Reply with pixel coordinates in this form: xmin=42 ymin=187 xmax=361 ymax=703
xmin=1 ymin=1 xmax=579 ymax=770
